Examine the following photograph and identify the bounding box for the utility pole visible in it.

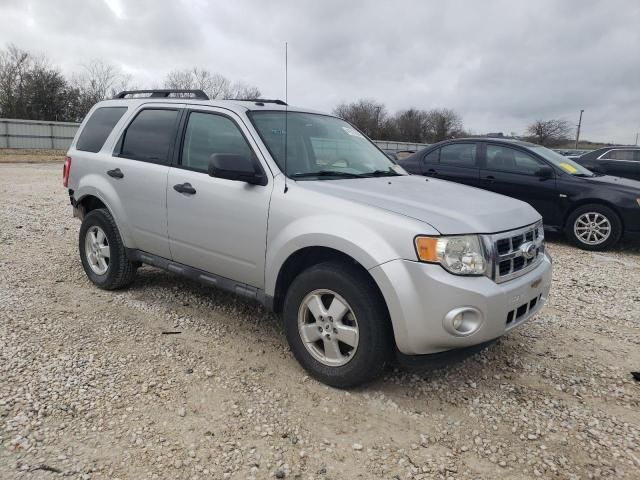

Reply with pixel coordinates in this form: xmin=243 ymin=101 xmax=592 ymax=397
xmin=635 ymin=132 xmax=638 ymax=146
xmin=574 ymin=109 xmax=584 ymax=149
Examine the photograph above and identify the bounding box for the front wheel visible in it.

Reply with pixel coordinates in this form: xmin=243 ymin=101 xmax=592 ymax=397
xmin=565 ymin=204 xmax=622 ymax=251
xmin=283 ymin=261 xmax=392 ymax=388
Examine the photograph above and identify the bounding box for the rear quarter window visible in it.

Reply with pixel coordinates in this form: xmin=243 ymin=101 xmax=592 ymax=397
xmin=76 ymin=107 xmax=128 ymax=153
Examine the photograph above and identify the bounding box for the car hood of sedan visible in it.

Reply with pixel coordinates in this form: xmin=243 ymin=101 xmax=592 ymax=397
xmin=299 ymin=175 xmax=541 ymax=235
xmin=583 ymin=174 xmax=640 ymax=191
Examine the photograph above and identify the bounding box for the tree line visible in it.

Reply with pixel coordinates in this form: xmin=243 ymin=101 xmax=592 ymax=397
xmin=0 ymin=43 xmax=573 ymax=146
xmin=0 ymin=44 xmax=262 ymax=122
xmin=333 ymin=99 xmax=464 ymax=143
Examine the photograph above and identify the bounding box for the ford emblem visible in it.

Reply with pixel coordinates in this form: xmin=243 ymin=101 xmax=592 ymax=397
xmin=520 ymin=242 xmax=537 ymax=260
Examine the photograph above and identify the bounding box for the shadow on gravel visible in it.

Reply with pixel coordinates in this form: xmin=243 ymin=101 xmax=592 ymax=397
xmin=119 ymin=264 xmax=540 ymax=393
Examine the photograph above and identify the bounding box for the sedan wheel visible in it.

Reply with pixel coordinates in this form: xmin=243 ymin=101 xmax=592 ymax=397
xmin=566 ymin=204 xmax=621 ymax=251
xmin=573 ymin=212 xmax=611 ymax=246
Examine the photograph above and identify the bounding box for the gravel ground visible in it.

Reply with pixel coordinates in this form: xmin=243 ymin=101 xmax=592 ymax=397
xmin=1 ymin=162 xmax=639 ymax=480
xmin=0 ymin=149 xmax=65 ymax=164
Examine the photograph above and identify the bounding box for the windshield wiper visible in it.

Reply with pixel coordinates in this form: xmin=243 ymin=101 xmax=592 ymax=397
xmin=290 ymin=170 xmax=363 ymax=179
xmin=360 ymin=169 xmax=402 ymax=177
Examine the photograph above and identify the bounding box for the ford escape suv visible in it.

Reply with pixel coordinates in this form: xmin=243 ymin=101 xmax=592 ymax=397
xmin=64 ymin=89 xmax=552 ymax=388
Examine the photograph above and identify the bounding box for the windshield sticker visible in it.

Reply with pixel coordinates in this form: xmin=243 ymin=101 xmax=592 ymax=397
xmin=558 ymin=162 xmax=578 ymax=174
xmin=341 ymin=126 xmax=365 ymax=139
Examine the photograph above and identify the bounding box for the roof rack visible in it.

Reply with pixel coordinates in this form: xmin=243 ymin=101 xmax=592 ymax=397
xmin=113 ymin=89 xmax=209 ymax=100
xmin=241 ymin=98 xmax=287 ymax=106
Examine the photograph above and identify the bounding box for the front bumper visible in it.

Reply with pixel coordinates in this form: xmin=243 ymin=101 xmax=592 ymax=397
xmin=369 ymin=254 xmax=552 ymax=355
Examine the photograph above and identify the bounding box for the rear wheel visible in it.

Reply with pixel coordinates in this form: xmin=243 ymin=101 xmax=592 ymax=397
xmin=283 ymin=261 xmax=391 ymax=388
xmin=79 ymin=208 xmax=137 ymax=289
xmin=566 ymin=204 xmax=621 ymax=251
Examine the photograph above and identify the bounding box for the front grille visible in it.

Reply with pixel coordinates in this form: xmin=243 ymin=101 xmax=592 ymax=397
xmin=489 ymin=222 xmax=545 ymax=283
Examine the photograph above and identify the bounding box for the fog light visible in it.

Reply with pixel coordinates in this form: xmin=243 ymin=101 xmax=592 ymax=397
xmin=443 ymin=307 xmax=483 ymax=337
xmin=452 ymin=313 xmax=464 ymax=330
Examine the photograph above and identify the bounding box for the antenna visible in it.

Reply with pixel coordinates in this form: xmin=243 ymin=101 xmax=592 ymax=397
xmin=283 ymin=42 xmax=289 ymax=193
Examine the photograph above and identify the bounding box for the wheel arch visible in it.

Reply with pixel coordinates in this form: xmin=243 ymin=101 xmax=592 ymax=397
xmin=269 ymin=246 xmax=391 ymax=321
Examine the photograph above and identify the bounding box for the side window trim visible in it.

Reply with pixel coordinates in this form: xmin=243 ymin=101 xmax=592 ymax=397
xmin=113 ymin=107 xmax=182 ymax=165
xmin=175 ymin=108 xmax=267 ymax=180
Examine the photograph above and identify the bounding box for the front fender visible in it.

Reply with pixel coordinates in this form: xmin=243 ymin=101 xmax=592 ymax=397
xmin=265 ymin=214 xmax=403 ymax=297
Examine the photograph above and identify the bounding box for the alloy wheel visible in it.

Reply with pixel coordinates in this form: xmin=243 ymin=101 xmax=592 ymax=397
xmin=297 ymin=289 xmax=359 ymax=367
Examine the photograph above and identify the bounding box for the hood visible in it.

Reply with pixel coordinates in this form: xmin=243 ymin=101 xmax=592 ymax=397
xmin=582 ymin=174 xmax=640 ymax=192
xmin=298 ymin=175 xmax=540 ymax=234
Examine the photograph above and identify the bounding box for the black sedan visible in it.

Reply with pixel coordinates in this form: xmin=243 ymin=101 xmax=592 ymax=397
xmin=574 ymin=146 xmax=640 ymax=181
xmin=399 ymin=138 xmax=640 ymax=250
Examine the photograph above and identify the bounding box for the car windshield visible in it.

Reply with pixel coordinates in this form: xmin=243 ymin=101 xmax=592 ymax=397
xmin=248 ymin=111 xmax=405 ymax=180
xmin=529 ymin=145 xmax=595 ymax=176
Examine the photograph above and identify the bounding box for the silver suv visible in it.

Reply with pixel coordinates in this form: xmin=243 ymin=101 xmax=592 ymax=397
xmin=64 ymin=89 xmax=552 ymax=387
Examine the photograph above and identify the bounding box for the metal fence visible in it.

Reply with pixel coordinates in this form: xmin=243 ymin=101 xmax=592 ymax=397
xmin=372 ymin=140 xmax=430 ymax=152
xmin=0 ymin=118 xmax=80 ymax=150
xmin=0 ymin=117 xmax=430 ymax=153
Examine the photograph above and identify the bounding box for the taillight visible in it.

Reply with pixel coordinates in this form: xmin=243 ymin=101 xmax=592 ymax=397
xmin=63 ymin=156 xmax=72 ymax=187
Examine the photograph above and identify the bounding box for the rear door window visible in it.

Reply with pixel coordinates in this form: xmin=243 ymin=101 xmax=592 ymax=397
xmin=439 ymin=143 xmax=477 ymax=167
xmin=119 ymin=109 xmax=179 ymax=163
xmin=76 ymin=107 xmax=127 ymax=153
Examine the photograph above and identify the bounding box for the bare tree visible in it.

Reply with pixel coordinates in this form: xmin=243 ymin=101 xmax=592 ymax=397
xmin=394 ymin=109 xmax=428 ymax=143
xmin=224 ymin=81 xmax=261 ymax=100
xmin=526 ymin=119 xmax=572 ymax=146
xmin=71 ymin=59 xmax=129 ymax=117
xmin=164 ymin=68 xmax=260 ymax=100
xmin=0 ymin=44 xmax=32 ymax=118
xmin=333 ymin=99 xmax=390 ymax=139
xmin=423 ymin=108 xmax=464 ymax=143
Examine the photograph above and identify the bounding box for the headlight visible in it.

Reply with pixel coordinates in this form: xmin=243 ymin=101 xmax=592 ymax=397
xmin=414 ymin=235 xmax=487 ymax=275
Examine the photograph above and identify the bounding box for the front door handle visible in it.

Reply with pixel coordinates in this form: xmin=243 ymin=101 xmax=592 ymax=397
xmin=173 ymin=183 xmax=197 ymax=195
xmin=107 ymin=168 xmax=124 ymax=179
xmin=483 ymin=175 xmax=495 ymax=183
xmin=425 ymin=168 xmax=438 ymax=176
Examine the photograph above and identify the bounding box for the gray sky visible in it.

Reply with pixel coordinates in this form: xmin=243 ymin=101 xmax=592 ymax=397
xmin=1 ymin=0 xmax=639 ymax=143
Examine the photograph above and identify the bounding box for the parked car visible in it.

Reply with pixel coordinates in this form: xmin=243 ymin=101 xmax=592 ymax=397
xmin=399 ymin=138 xmax=640 ymax=250
xmin=64 ymin=90 xmax=552 ymax=387
xmin=574 ymin=146 xmax=640 ymax=181
xmin=382 ymin=149 xmax=399 ymax=161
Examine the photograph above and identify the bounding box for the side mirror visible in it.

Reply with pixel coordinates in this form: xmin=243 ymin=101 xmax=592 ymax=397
xmin=535 ymin=166 xmax=554 ymax=180
xmin=208 ymin=153 xmax=267 ymax=186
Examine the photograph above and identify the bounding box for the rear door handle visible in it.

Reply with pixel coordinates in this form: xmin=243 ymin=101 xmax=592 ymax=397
xmin=173 ymin=183 xmax=197 ymax=195
xmin=425 ymin=168 xmax=438 ymax=176
xmin=107 ymin=168 xmax=124 ymax=179
xmin=483 ymin=175 xmax=495 ymax=183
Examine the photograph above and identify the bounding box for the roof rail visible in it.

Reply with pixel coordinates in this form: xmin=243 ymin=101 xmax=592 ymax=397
xmin=113 ymin=89 xmax=210 ymax=100
xmin=241 ymin=98 xmax=288 ymax=106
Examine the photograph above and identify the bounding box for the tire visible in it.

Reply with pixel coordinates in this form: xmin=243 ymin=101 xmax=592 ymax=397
xmin=79 ymin=208 xmax=137 ymax=289
xmin=283 ymin=261 xmax=392 ymax=388
xmin=565 ymin=204 xmax=622 ymax=251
